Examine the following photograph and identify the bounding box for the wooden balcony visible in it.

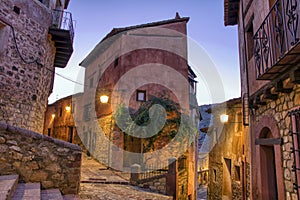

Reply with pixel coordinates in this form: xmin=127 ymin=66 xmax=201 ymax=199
xmin=254 ymin=0 xmax=300 ymax=80
xmin=49 ymin=10 xmax=74 ymax=68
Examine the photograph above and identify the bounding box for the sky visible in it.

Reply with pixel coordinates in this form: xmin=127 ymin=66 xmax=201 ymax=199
xmin=48 ymin=0 xmax=240 ymax=105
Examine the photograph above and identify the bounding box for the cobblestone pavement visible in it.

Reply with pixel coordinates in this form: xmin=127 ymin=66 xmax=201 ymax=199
xmin=197 ymin=185 xmax=207 ymax=200
xmin=79 ymin=154 xmax=172 ymax=200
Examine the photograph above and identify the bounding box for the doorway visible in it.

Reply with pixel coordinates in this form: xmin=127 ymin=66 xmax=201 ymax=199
xmin=222 ymin=158 xmax=232 ymax=199
xmin=68 ymin=126 xmax=74 ymax=143
xmin=123 ymin=134 xmax=141 ymax=167
xmin=258 ymin=127 xmax=278 ymax=199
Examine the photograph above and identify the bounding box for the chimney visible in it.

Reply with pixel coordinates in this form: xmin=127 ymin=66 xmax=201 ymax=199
xmin=175 ymin=12 xmax=181 ymax=19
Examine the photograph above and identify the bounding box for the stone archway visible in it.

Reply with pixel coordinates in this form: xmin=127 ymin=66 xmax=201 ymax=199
xmin=254 ymin=115 xmax=285 ymax=200
xmin=258 ymin=127 xmax=278 ymax=200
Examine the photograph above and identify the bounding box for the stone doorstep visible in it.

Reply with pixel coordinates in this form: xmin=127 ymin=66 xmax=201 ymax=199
xmin=0 ymin=174 xmax=19 ymax=200
xmin=41 ymin=189 xmax=63 ymax=200
xmin=11 ymin=183 xmax=41 ymax=200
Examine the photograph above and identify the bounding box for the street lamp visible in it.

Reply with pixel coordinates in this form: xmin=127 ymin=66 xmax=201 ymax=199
xmin=100 ymin=95 xmax=109 ymax=104
xmin=220 ymin=114 xmax=229 ymax=123
xmin=65 ymin=106 xmax=71 ymax=112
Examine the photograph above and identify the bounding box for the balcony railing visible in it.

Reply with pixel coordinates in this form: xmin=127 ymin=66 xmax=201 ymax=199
xmin=49 ymin=9 xmax=74 ymax=68
xmin=51 ymin=9 xmax=74 ymax=42
xmin=254 ymin=0 xmax=300 ymax=80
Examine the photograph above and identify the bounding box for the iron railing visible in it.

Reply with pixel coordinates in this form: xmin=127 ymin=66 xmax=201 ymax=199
xmin=51 ymin=9 xmax=74 ymax=42
xmin=289 ymin=109 xmax=300 ymax=197
xmin=139 ymin=163 xmax=168 ymax=180
xmin=253 ymin=0 xmax=300 ymax=79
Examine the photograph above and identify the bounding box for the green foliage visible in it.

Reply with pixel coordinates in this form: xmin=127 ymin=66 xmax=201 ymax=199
xmin=113 ymin=96 xmax=197 ymax=152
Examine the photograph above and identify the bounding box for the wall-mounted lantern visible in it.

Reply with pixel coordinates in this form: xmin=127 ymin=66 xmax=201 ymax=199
xmin=100 ymin=95 xmax=109 ymax=104
xmin=220 ymin=114 xmax=229 ymax=123
xmin=65 ymin=106 xmax=71 ymax=112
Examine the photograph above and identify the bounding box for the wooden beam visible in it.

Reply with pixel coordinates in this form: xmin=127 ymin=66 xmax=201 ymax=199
xmin=263 ymin=88 xmax=278 ymax=100
xmin=255 ymin=138 xmax=282 ymax=146
xmin=275 ymin=80 xmax=293 ymax=93
xmin=255 ymin=95 xmax=267 ymax=106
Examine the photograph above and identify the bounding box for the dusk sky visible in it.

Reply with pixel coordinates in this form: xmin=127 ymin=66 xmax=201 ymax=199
xmin=48 ymin=0 xmax=240 ymax=105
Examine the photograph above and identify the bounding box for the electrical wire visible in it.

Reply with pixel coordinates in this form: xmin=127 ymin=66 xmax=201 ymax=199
xmin=2 ymin=17 xmax=86 ymax=87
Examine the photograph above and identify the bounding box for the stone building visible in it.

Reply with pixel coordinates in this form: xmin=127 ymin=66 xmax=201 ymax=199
xmin=206 ymin=98 xmax=250 ymax=200
xmin=225 ymin=0 xmax=300 ymax=199
xmin=78 ymin=14 xmax=200 ymax=199
xmin=0 ymin=0 xmax=74 ymax=133
xmin=197 ymin=105 xmax=211 ymax=186
xmin=43 ymin=93 xmax=83 ymax=145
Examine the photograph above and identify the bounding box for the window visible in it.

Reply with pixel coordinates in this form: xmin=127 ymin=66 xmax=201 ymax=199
xmin=89 ymin=77 xmax=94 ymax=88
xmin=224 ymin=158 xmax=232 ymax=175
xmin=47 ymin=128 xmax=51 ymax=137
xmin=246 ymin=21 xmax=254 ymax=60
xmin=213 ymin=169 xmax=217 ymax=182
xmin=13 ymin=6 xmax=20 ymax=15
xmin=68 ymin=126 xmax=73 ymax=143
xmin=235 ymin=166 xmax=241 ymax=182
xmin=59 ymin=107 xmax=62 ymax=117
xmin=290 ymin=110 xmax=300 ymax=192
xmin=178 ymin=155 xmax=187 ymax=171
xmin=136 ymin=90 xmax=146 ymax=101
xmin=83 ymin=104 xmax=91 ymax=121
xmin=71 ymin=102 xmax=75 ymax=113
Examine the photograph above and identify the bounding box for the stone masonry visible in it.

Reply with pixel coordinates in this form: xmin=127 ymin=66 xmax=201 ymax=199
xmin=0 ymin=0 xmax=60 ymax=133
xmin=0 ymin=122 xmax=82 ymax=195
xmin=253 ymin=84 xmax=300 ymax=200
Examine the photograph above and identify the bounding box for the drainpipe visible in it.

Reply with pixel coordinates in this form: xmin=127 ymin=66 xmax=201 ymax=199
xmin=241 ymin=0 xmax=251 ymax=200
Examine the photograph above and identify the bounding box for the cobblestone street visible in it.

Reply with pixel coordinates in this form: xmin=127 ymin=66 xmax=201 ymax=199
xmin=79 ymin=154 xmax=172 ymax=200
xmin=197 ymin=185 xmax=207 ymax=200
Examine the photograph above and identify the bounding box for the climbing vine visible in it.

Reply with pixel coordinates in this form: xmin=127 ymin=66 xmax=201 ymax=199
xmin=113 ymin=96 xmax=197 ymax=153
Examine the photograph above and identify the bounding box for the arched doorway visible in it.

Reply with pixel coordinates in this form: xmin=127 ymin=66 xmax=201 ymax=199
xmin=257 ymin=127 xmax=278 ymax=199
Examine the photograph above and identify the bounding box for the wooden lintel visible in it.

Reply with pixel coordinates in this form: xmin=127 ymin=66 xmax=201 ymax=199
xmin=255 ymin=138 xmax=282 ymax=146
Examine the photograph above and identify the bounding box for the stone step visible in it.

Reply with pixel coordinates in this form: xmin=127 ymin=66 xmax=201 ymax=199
xmin=0 ymin=174 xmax=19 ymax=200
xmin=63 ymin=194 xmax=80 ymax=200
xmin=41 ymin=189 xmax=63 ymax=200
xmin=11 ymin=183 xmax=40 ymax=200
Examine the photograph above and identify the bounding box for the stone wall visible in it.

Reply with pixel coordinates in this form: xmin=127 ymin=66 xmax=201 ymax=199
xmin=0 ymin=0 xmax=56 ymax=133
xmin=208 ymin=163 xmax=223 ymax=200
xmin=207 ymin=99 xmax=248 ymax=200
xmin=137 ymin=175 xmax=167 ymax=194
xmin=0 ymin=122 xmax=82 ymax=194
xmin=43 ymin=93 xmax=83 ymax=147
xmin=178 ymin=169 xmax=188 ymax=200
xmin=252 ymin=84 xmax=300 ymax=200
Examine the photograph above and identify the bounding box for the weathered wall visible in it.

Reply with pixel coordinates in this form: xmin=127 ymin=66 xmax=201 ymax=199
xmin=207 ymin=99 xmax=249 ymax=200
xmin=0 ymin=122 xmax=82 ymax=194
xmin=178 ymin=169 xmax=188 ymax=200
xmin=0 ymin=0 xmax=57 ymax=133
xmin=43 ymin=94 xmax=83 ymax=146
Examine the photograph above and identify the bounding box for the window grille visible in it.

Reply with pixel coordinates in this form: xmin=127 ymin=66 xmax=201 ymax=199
xmin=289 ymin=109 xmax=300 ymax=197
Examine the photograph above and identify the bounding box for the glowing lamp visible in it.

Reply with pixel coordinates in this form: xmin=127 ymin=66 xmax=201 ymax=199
xmin=220 ymin=114 xmax=229 ymax=123
xmin=100 ymin=95 xmax=109 ymax=103
xmin=65 ymin=106 xmax=71 ymax=112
